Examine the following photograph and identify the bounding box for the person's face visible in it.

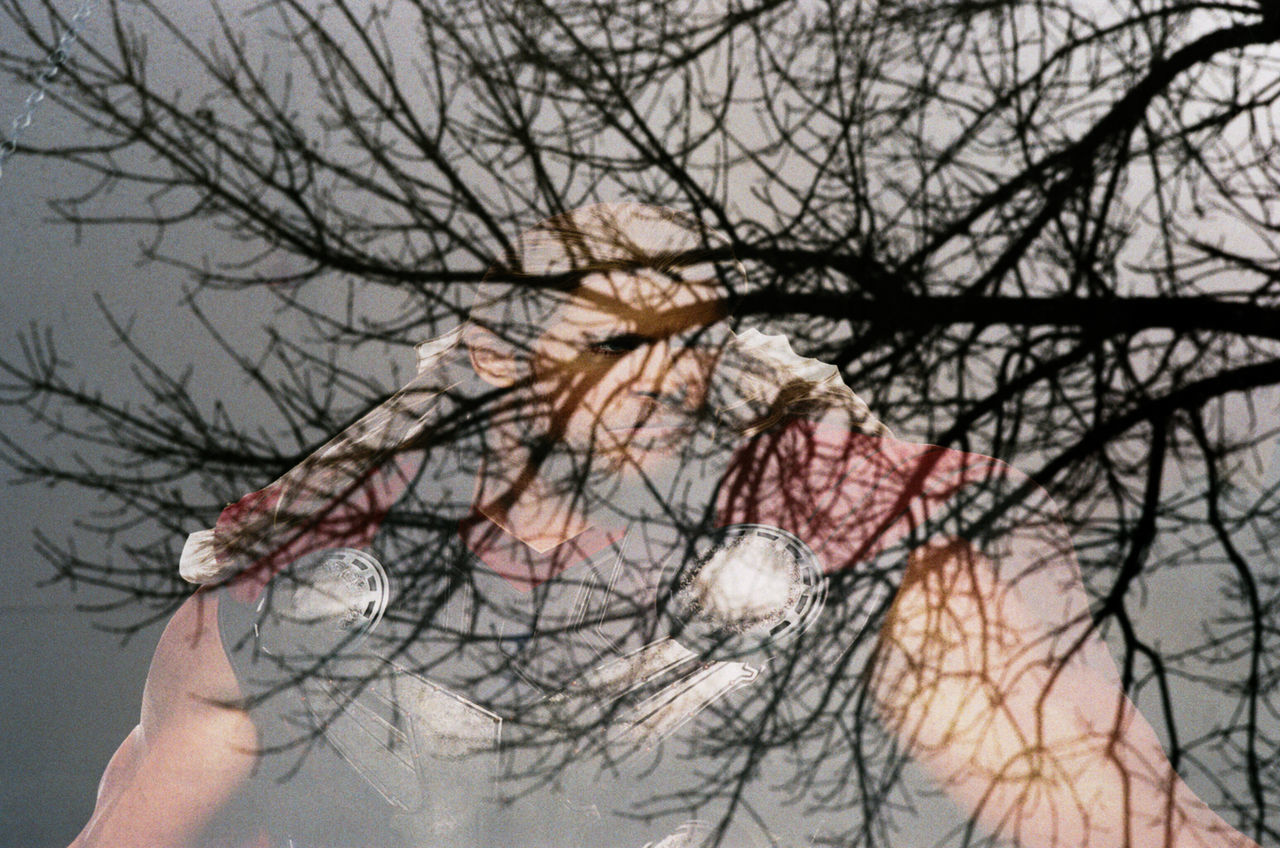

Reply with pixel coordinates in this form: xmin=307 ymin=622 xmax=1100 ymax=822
xmin=526 ymin=265 xmax=730 ymax=474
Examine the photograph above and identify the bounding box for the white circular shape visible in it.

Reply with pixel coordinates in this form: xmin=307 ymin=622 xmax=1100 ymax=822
xmin=661 ymin=524 xmax=826 ymax=657
xmin=286 ymin=547 xmax=391 ymax=636
xmin=688 ymin=534 xmax=797 ymax=627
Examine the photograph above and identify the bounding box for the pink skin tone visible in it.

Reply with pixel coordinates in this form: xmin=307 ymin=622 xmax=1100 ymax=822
xmin=69 ymin=262 xmax=1262 ymax=848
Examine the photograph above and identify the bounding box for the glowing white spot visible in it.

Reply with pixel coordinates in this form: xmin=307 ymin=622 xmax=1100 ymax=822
xmin=689 ymin=536 xmax=795 ymax=627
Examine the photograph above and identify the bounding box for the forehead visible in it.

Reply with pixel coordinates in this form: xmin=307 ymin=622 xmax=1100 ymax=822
xmin=550 ymin=265 xmax=729 ymax=331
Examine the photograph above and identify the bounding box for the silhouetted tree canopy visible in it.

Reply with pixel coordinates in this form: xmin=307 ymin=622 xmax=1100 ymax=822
xmin=2 ymin=1 xmax=1280 ymax=845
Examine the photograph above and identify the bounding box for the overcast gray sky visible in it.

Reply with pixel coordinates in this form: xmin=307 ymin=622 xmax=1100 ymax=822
xmin=0 ymin=8 xmax=272 ymax=841
xmin=2 ymin=3 xmax=1277 ymax=847
xmin=0 ymin=86 xmax=203 ymax=844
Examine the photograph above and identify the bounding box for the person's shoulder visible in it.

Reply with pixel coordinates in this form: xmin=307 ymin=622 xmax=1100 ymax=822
xmin=146 ymin=588 xmax=245 ymax=714
xmin=726 ymin=416 xmax=1013 ymax=492
xmin=67 ymin=590 xmax=260 ymax=848
xmin=719 ymin=418 xmax=1046 ymax=571
xmin=717 ymin=420 xmax=926 ymax=561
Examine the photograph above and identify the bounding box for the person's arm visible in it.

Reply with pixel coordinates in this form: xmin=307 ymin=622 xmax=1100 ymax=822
xmin=68 ymin=589 xmax=259 ymax=848
xmin=872 ymin=535 xmax=1258 ymax=848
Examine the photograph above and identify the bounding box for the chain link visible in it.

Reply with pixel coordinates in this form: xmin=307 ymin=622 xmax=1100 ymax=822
xmin=0 ymin=0 xmax=96 ymax=182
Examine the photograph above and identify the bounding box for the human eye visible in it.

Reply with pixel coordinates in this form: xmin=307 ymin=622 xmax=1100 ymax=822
xmin=585 ymin=333 xmax=647 ymax=356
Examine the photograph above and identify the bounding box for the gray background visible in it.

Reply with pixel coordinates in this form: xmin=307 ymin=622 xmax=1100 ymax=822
xmin=1 ymin=159 xmax=163 ymax=843
xmin=1 ymin=4 xmax=1276 ymax=847
xmin=0 ymin=9 xmax=291 ymax=840
xmin=0 ymin=113 xmax=196 ymax=845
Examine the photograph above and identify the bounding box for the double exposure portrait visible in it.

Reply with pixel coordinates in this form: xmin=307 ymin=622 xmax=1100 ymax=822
xmin=1 ymin=3 xmax=1278 ymax=848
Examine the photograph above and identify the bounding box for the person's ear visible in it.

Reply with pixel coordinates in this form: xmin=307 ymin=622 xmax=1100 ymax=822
xmin=465 ymin=325 xmax=523 ymax=388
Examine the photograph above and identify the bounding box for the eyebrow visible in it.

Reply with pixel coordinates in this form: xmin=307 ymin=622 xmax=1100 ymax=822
xmin=650 ymin=299 xmax=730 ymax=334
xmin=580 ymin=291 xmax=728 ymax=323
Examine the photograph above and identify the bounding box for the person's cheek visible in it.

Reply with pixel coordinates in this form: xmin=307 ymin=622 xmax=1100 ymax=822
xmin=550 ymin=366 xmax=619 ymax=434
xmin=673 ymin=347 xmax=716 ymax=408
